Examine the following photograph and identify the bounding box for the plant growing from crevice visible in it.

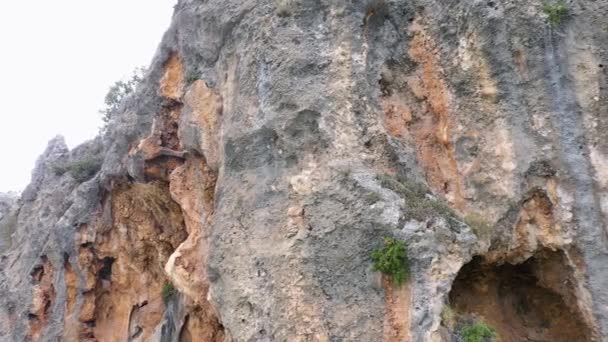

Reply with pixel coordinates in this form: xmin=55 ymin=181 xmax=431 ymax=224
xmin=461 ymin=321 xmax=497 ymax=342
xmin=464 ymin=213 xmax=494 ymax=238
xmin=52 ymin=154 xmax=104 ymax=183
xmin=542 ymin=2 xmax=568 ymax=27
xmin=99 ymin=67 xmax=146 ymax=134
xmin=161 ymin=282 xmax=176 ymax=304
xmin=371 ymin=237 xmax=410 ymax=285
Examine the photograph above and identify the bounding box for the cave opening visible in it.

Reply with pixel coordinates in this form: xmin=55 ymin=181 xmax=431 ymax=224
xmin=98 ymin=257 xmax=115 ymax=281
xmin=447 ymin=249 xmax=593 ymax=342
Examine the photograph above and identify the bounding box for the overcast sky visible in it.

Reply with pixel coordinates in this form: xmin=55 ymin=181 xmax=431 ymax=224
xmin=0 ymin=0 xmax=176 ymax=192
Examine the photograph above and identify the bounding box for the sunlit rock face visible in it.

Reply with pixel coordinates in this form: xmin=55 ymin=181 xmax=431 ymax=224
xmin=1 ymin=0 xmax=607 ymax=341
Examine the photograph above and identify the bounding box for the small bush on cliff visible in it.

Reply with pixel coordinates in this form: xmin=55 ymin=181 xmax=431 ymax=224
xmin=162 ymin=282 xmax=176 ymax=304
xmin=52 ymin=155 xmax=103 ymax=182
xmin=69 ymin=156 xmax=104 ymax=182
xmin=371 ymin=237 xmax=410 ymax=285
xmin=461 ymin=321 xmax=496 ymax=342
xmin=100 ymin=67 xmax=145 ymax=134
xmin=542 ymin=2 xmax=568 ymax=26
xmin=51 ymin=163 xmax=68 ymax=176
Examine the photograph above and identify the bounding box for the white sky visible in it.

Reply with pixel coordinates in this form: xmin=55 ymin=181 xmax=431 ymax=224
xmin=0 ymin=0 xmax=176 ymax=192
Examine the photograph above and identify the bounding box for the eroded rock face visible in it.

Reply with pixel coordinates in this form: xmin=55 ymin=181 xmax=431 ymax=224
xmin=0 ymin=192 xmax=18 ymax=251
xmin=1 ymin=0 xmax=607 ymax=341
xmin=0 ymin=193 xmax=16 ymax=219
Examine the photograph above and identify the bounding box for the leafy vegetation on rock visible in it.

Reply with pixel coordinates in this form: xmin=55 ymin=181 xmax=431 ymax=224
xmin=543 ymin=2 xmax=568 ymax=26
xmin=461 ymin=321 xmax=497 ymax=342
xmin=371 ymin=237 xmax=410 ymax=285
xmin=100 ymin=67 xmax=145 ymax=134
xmin=161 ymin=282 xmax=176 ymax=304
xmin=52 ymin=154 xmax=104 ymax=183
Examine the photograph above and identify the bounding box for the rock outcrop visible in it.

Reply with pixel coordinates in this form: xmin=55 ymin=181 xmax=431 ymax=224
xmin=0 ymin=192 xmax=18 ymax=251
xmin=0 ymin=193 xmax=16 ymax=218
xmin=1 ymin=0 xmax=607 ymax=341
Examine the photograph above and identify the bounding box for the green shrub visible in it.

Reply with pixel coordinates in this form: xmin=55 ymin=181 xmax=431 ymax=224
xmin=461 ymin=321 xmax=496 ymax=342
xmin=69 ymin=156 xmax=104 ymax=182
xmin=100 ymin=67 xmax=145 ymax=134
xmin=52 ymin=155 xmax=103 ymax=183
xmin=51 ymin=163 xmax=69 ymax=176
xmin=371 ymin=237 xmax=410 ymax=285
xmin=161 ymin=282 xmax=176 ymax=304
xmin=542 ymin=2 xmax=568 ymax=26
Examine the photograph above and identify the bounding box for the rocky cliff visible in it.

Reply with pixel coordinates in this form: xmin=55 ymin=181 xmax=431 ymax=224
xmin=0 ymin=192 xmax=17 ymax=252
xmin=1 ymin=0 xmax=607 ymax=341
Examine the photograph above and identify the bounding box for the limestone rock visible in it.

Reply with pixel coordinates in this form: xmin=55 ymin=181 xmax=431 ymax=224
xmin=0 ymin=192 xmax=18 ymax=252
xmin=1 ymin=0 xmax=608 ymax=341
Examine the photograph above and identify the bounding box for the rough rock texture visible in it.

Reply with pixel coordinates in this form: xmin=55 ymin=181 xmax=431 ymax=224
xmin=0 ymin=192 xmax=18 ymax=252
xmin=1 ymin=0 xmax=607 ymax=341
xmin=0 ymin=193 xmax=16 ymax=218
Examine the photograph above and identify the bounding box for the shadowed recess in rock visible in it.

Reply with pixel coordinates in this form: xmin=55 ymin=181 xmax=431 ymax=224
xmin=448 ymin=250 xmax=593 ymax=341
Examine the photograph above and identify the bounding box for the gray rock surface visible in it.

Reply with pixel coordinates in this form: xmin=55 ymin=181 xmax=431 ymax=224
xmin=1 ymin=0 xmax=607 ymax=341
xmin=0 ymin=193 xmax=16 ymax=219
xmin=0 ymin=192 xmax=18 ymax=252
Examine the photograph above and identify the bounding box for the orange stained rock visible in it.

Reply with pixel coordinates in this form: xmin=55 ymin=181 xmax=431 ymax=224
xmin=28 ymin=257 xmax=55 ymax=342
xmin=160 ymin=53 xmax=185 ymax=101
xmin=380 ymin=17 xmax=464 ymax=208
xmin=382 ymin=276 xmax=412 ymax=342
xmin=182 ymin=80 xmax=223 ymax=169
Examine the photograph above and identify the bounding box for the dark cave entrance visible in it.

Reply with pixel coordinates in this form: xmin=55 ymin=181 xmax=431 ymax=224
xmin=447 ymin=249 xmax=593 ymax=342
